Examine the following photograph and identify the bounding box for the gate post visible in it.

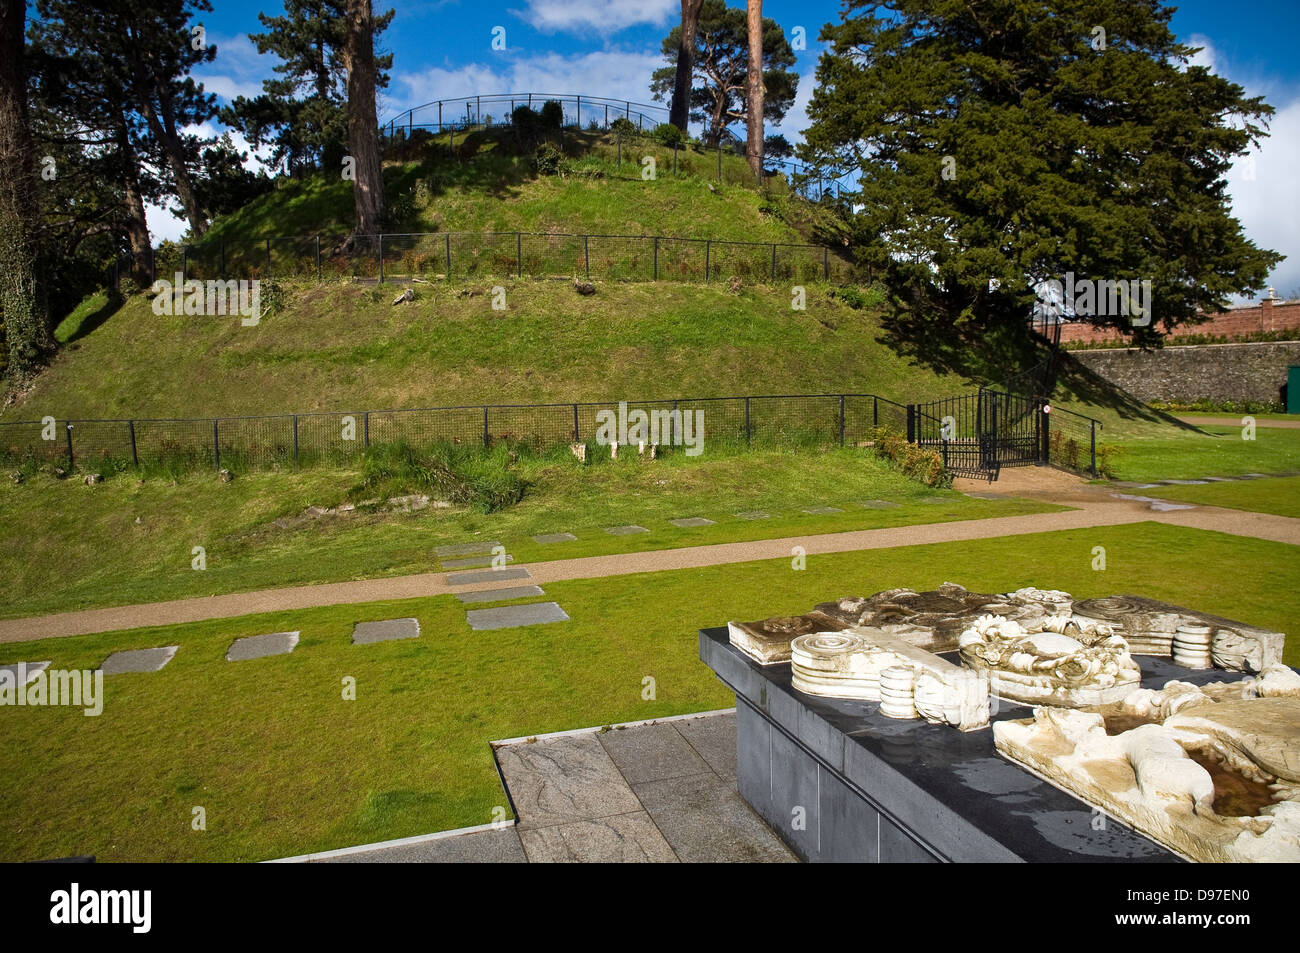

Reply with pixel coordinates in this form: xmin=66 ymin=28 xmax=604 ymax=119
xmin=1090 ymin=420 xmax=1097 ymax=477
xmin=839 ymin=395 xmax=845 ymax=446
xmin=906 ymin=404 xmax=916 ymax=443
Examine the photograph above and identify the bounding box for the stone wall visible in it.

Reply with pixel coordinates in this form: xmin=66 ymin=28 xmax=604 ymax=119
xmin=1070 ymin=341 xmax=1300 ymax=404
xmin=1059 ymin=298 xmax=1300 ymax=345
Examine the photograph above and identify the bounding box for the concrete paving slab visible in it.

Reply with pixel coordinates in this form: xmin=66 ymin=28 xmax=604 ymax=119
xmin=1162 ymin=479 xmax=1211 ymax=485
xmin=916 ymin=496 xmax=951 ymax=504
xmin=1200 ymin=476 xmax=1235 ymax=482
xmin=434 ymin=540 xmax=501 ymax=558
xmin=466 ymin=602 xmax=570 ymax=631
xmin=518 ymin=812 xmax=678 ymax=863
xmin=597 ymin=722 xmax=711 ymax=784
xmin=0 ymin=660 xmax=50 ymax=685
xmin=801 ymin=506 xmax=842 ymax=515
xmin=99 ymin=646 xmax=178 ymax=674
xmin=962 ymin=492 xmax=1004 ymax=500
xmin=735 ymin=511 xmax=769 ymax=520
xmin=446 ymin=567 xmax=531 ymax=586
xmin=441 ymin=554 xmax=513 ymax=569
xmin=317 ymin=828 xmax=526 ymax=863
xmin=632 ymin=772 xmax=795 ymax=863
xmin=603 ymin=525 xmax=648 ymax=535
xmin=856 ymin=499 xmax=901 ymax=509
xmin=675 ymin=713 xmax=737 ymax=780
xmin=226 ymin=631 xmax=299 ymax=661
xmin=669 ymin=517 xmax=716 ymax=527
xmin=351 ymin=618 xmax=420 ymax=645
xmin=532 ymin=533 xmax=577 ymax=544
xmin=455 ymin=585 xmax=544 ymax=604
xmin=495 ymin=733 xmax=641 ymax=829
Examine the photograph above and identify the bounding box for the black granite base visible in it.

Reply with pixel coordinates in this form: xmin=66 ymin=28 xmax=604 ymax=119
xmin=700 ymin=625 xmax=1254 ymax=863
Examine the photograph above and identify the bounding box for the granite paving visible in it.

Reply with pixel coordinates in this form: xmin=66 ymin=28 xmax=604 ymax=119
xmin=351 ymin=618 xmax=420 ymax=645
xmin=603 ymin=525 xmax=649 ymax=535
xmin=455 ymin=585 xmax=545 ymax=604
xmin=466 ymin=602 xmax=570 ymax=631
xmin=0 ymin=660 xmax=50 ymax=685
xmin=669 ymin=517 xmax=716 ymax=528
xmin=801 ymin=506 xmax=842 ymax=515
xmin=441 ymin=554 xmax=514 ymax=569
xmin=446 ymin=566 xmax=531 ymax=586
xmin=99 ymin=646 xmax=178 ymax=674
xmin=532 ymin=533 xmax=578 ymax=544
xmin=735 ymin=511 xmax=770 ymax=520
xmin=434 ymin=541 xmax=502 ymax=558
xmin=226 ymin=631 xmax=299 ymax=661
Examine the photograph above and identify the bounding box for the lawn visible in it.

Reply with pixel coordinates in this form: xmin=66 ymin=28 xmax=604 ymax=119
xmin=1101 ymin=425 xmax=1300 ymax=482
xmin=0 ymin=446 xmax=1061 ymax=619
xmin=1 ymin=521 xmax=1294 ymax=862
xmin=1147 ymin=475 xmax=1300 ymax=519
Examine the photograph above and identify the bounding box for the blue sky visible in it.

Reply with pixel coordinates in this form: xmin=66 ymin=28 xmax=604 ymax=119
xmin=172 ymin=0 xmax=1300 ymax=295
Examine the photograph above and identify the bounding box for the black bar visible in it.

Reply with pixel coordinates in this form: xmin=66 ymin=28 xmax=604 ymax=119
xmin=213 ymin=419 xmax=220 ymax=470
xmin=745 ymin=398 xmax=751 ymax=445
xmin=445 ymin=233 xmax=451 ymax=278
xmin=378 ymin=235 xmax=384 ymax=283
xmin=873 ymin=396 xmax=878 ymax=428
xmin=839 ymin=395 xmax=845 ymax=446
xmin=516 ymin=233 xmax=522 ymax=278
xmin=771 ymin=244 xmax=776 ymax=280
xmin=293 ymin=415 xmax=299 ymax=466
xmin=316 ymin=235 xmax=322 ymax=280
xmin=363 ymin=412 xmax=370 ymax=447
xmin=1090 ymin=421 xmax=1097 ymax=477
xmin=572 ymin=403 xmax=580 ymax=441
xmin=705 ymin=240 xmax=710 ymax=280
xmin=653 ymin=237 xmax=658 ymax=280
xmin=128 ymin=420 xmax=138 ymax=467
xmin=483 ymin=406 xmax=489 ymax=447
xmin=906 ymin=405 xmax=915 ymax=443
xmin=584 ymin=236 xmax=589 ymax=279
xmin=64 ymin=423 xmax=73 ymax=467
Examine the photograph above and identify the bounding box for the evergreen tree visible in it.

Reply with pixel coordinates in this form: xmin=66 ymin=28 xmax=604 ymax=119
xmin=803 ymin=0 xmax=1283 ymax=341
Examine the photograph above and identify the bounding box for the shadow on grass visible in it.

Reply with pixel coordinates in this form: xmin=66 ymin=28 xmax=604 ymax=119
xmin=59 ymin=292 xmax=125 ymax=346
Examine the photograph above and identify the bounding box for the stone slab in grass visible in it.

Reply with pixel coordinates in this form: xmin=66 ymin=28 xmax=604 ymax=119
xmin=447 ymin=566 xmax=531 ymax=586
xmin=1200 ymin=476 xmax=1235 ymax=482
xmin=466 ymin=602 xmax=570 ymax=631
xmin=1241 ymin=473 xmax=1271 ymax=479
xmin=856 ymin=499 xmax=901 ymax=509
xmin=99 ymin=646 xmax=178 ymax=675
xmin=604 ymin=525 xmax=649 ymax=535
xmin=351 ymin=618 xmax=420 ymax=645
xmin=670 ymin=517 xmax=716 ymax=527
xmin=226 ymin=631 xmax=299 ymax=662
xmin=1110 ymin=481 xmax=1161 ymax=489
xmin=735 ymin=511 xmax=769 ymax=520
xmin=456 ymin=585 xmax=545 ymax=604
xmin=442 ymin=554 xmax=513 ymax=569
xmin=962 ymin=492 xmax=1003 ymax=500
xmin=801 ymin=506 xmax=842 ymax=515
xmin=916 ymin=496 xmax=951 ymax=504
xmin=533 ymin=532 xmax=577 ymax=544
xmin=1161 ymin=478 xmax=1211 ymax=485
xmin=434 ymin=540 xmax=502 ymax=558
xmin=0 ymin=660 xmax=50 ymax=685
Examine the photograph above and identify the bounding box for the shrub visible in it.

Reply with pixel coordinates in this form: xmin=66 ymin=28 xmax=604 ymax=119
xmin=868 ymin=427 xmax=952 ymax=488
xmin=651 ymin=123 xmax=688 ymax=148
xmin=609 ymin=117 xmax=637 ymax=136
xmin=539 ymin=99 xmax=564 ymax=130
xmin=533 ymin=142 xmax=565 ymax=176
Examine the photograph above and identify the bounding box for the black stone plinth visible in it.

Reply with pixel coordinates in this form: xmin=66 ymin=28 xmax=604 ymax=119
xmin=699 ymin=625 xmax=1252 ymax=863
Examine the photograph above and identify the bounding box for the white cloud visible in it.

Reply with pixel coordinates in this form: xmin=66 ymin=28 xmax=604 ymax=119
xmin=193 ymin=33 xmax=273 ymax=103
xmin=1185 ymin=33 xmax=1219 ymax=74
xmin=1226 ymin=98 xmax=1300 ymax=296
xmin=513 ymin=0 xmax=676 ymax=35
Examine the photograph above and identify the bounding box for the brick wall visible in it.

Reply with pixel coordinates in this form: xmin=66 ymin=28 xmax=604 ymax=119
xmin=1058 ymin=298 xmax=1300 ymax=345
xmin=1070 ymin=341 xmax=1300 ymax=404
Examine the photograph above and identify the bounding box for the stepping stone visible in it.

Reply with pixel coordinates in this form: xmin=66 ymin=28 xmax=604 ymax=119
xmin=447 ymin=566 xmax=531 ymax=586
xmin=466 ymin=602 xmax=570 ymax=631
xmin=1200 ymin=476 xmax=1235 ymax=482
xmin=441 ymin=554 xmax=513 ymax=569
xmin=456 ymin=585 xmax=545 ymax=604
xmin=532 ymin=532 xmax=577 ymax=544
xmin=434 ymin=540 xmax=501 ymax=558
xmin=226 ymin=631 xmax=299 ymax=662
xmin=1149 ymin=501 xmax=1196 ymax=511
xmin=856 ymin=499 xmax=901 ymax=509
xmin=916 ymin=497 xmax=950 ymax=504
xmin=670 ymin=517 xmax=715 ymax=527
xmin=351 ymin=618 xmax=420 ymax=645
xmin=801 ymin=506 xmax=842 ymax=515
xmin=1110 ymin=481 xmax=1161 ymax=489
xmin=962 ymin=492 xmax=1003 ymax=500
xmin=1162 ymin=479 xmax=1210 ymax=485
xmin=99 ymin=646 xmax=178 ymax=675
xmin=604 ymin=525 xmax=649 ymax=535
xmin=735 ymin=511 xmax=769 ymax=520
xmin=1241 ymin=473 xmax=1270 ymax=479
xmin=0 ymin=661 xmax=50 ymax=686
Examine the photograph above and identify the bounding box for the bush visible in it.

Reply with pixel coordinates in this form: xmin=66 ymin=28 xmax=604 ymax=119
xmin=651 ymin=123 xmax=688 ymax=148
xmin=539 ymin=99 xmax=564 ymax=130
xmin=609 ymin=117 xmax=637 ymax=136
xmin=868 ymin=427 xmax=952 ymax=487
xmin=350 ymin=441 xmax=527 ymax=513
xmin=534 ymin=142 xmax=565 ymax=176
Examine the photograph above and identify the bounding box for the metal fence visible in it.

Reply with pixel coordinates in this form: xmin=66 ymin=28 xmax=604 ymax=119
xmin=164 ymin=231 xmax=857 ymax=285
xmin=0 ymin=394 xmax=910 ymax=473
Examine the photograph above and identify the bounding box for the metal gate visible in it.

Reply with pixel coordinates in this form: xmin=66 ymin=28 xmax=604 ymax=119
xmin=906 ymin=389 xmax=1046 ymax=480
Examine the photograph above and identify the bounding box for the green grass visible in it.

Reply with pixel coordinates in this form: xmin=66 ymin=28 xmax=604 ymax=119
xmin=0 ymin=445 xmax=1061 ymax=619
xmin=1146 ymin=475 xmax=1300 ymax=518
xmin=1099 ymin=425 xmax=1300 ymax=482
xmin=1 ymin=520 xmax=1294 ymax=862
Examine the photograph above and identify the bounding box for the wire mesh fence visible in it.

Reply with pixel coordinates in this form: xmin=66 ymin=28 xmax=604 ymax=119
xmin=0 ymin=394 xmax=911 ymax=475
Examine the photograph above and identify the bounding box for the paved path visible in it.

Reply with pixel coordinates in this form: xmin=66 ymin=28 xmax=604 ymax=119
xmin=304 ymin=711 xmax=792 ymax=863
xmin=3 ymin=468 xmax=1299 ymax=644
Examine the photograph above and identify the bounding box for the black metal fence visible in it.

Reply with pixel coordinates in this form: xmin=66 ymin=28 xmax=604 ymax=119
xmin=0 ymin=394 xmax=909 ymax=473
xmin=164 ymin=231 xmax=856 ymax=286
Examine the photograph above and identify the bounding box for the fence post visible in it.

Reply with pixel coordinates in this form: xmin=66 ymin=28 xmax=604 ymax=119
xmin=292 ymin=414 xmax=299 ymax=467
xmin=770 ymin=244 xmax=776 ymax=280
xmin=445 ymin=233 xmax=452 ymax=279
xmin=572 ymin=403 xmax=580 ymax=441
xmin=839 ymin=395 xmax=846 ymax=446
xmin=584 ymin=235 xmax=590 ymax=279
xmin=128 ymin=420 xmax=138 ymax=467
xmin=64 ymin=423 xmax=74 ymax=468
xmin=316 ymin=235 xmax=322 ymax=280
xmin=717 ymin=141 xmax=722 ymax=181
xmin=1090 ymin=421 xmax=1097 ymax=477
xmin=744 ymin=397 xmax=751 ymax=446
xmin=482 ymin=407 xmax=490 ymax=448
xmin=906 ymin=405 xmax=915 ymax=443
xmin=671 ymin=399 xmax=679 ymax=445
xmin=378 ymin=234 xmax=384 ymax=283
xmin=363 ymin=411 xmax=370 ymax=447
xmin=617 ymin=131 xmax=621 ymax=168
xmin=704 ymin=240 xmax=710 ymax=281
xmin=516 ymin=232 xmax=522 ymax=278
xmin=653 ymin=237 xmax=659 ymax=280
xmin=213 ymin=419 xmax=220 ymax=470
xmin=576 ymin=95 xmax=580 ymax=128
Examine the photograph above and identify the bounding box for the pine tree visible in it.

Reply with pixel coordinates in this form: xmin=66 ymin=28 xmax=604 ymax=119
xmin=803 ymin=0 xmax=1282 ymax=341
xmin=669 ymin=0 xmax=704 ymax=132
xmin=342 ymin=0 xmax=386 ymax=236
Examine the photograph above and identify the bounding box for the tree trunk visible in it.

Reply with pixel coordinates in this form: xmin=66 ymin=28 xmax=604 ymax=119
xmin=0 ymin=0 xmax=52 ymax=378
xmin=344 ymin=0 xmax=386 ymax=237
xmin=113 ymin=121 xmax=154 ymax=287
xmin=745 ymin=0 xmax=764 ymax=177
xmin=669 ymin=0 xmax=704 ymax=132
